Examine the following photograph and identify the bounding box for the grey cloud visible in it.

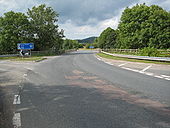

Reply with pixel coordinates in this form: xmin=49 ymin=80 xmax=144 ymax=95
xmin=0 ymin=0 xmax=169 ymax=39
xmin=1 ymin=0 xmax=169 ymax=26
xmin=47 ymin=0 xmax=136 ymax=26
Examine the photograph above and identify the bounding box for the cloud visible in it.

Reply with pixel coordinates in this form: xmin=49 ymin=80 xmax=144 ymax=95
xmin=0 ymin=0 xmax=169 ymax=39
xmin=60 ymin=13 xmax=121 ymax=39
xmin=0 ymin=0 xmax=41 ymax=15
xmin=48 ymin=0 xmax=135 ymax=26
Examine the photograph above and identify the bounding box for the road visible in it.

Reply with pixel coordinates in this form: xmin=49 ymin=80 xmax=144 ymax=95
xmin=1 ymin=50 xmax=170 ymax=128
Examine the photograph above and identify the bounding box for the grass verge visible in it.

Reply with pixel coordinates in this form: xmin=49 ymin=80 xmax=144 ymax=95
xmin=0 ymin=56 xmax=46 ymax=62
xmin=97 ymin=53 xmax=170 ymax=65
xmin=12 ymin=57 xmax=46 ymax=62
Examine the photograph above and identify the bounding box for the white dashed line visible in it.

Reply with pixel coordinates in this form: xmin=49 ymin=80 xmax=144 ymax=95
xmin=13 ymin=113 xmax=21 ymax=128
xmin=141 ymin=65 xmax=152 ymax=72
xmin=118 ymin=62 xmax=128 ymax=67
xmin=13 ymin=95 xmax=21 ymax=105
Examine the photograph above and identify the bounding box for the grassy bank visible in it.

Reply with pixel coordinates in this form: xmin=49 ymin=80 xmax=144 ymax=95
xmin=0 ymin=56 xmax=46 ymax=62
xmin=104 ymin=49 xmax=170 ymax=57
xmin=97 ymin=53 xmax=170 ymax=65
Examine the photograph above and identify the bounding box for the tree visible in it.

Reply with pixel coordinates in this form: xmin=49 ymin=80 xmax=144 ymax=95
xmin=27 ymin=4 xmax=64 ymax=51
xmin=62 ymin=39 xmax=79 ymax=50
xmin=78 ymin=43 xmax=84 ymax=48
xmin=0 ymin=11 xmax=32 ymax=54
xmin=98 ymin=27 xmax=117 ymax=49
xmin=117 ymin=4 xmax=170 ymax=49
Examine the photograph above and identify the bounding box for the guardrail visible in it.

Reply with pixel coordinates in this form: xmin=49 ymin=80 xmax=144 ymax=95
xmin=101 ymin=51 xmax=170 ymax=62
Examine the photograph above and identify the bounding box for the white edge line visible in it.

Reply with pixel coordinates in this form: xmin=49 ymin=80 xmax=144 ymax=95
xmin=154 ymin=75 xmax=164 ymax=79
xmin=118 ymin=62 xmax=128 ymax=67
xmin=144 ymin=72 xmax=154 ymax=76
xmin=105 ymin=62 xmax=111 ymax=64
xmin=96 ymin=54 xmax=169 ymax=81
xmin=13 ymin=113 xmax=21 ymax=128
xmin=164 ymin=78 xmax=170 ymax=81
xmin=161 ymin=75 xmax=170 ymax=78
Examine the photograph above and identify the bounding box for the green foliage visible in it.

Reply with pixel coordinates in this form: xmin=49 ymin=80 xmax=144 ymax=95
xmin=92 ymin=42 xmax=98 ymax=48
xmin=78 ymin=43 xmax=84 ymax=48
xmin=0 ymin=4 xmax=64 ymax=54
xmin=98 ymin=27 xmax=117 ymax=49
xmin=139 ymin=47 xmax=160 ymax=57
xmin=62 ymin=39 xmax=79 ymax=50
xmin=0 ymin=11 xmax=32 ymax=53
xmin=85 ymin=43 xmax=91 ymax=49
xmin=27 ymin=4 xmax=64 ymax=51
xmin=117 ymin=4 xmax=170 ymax=49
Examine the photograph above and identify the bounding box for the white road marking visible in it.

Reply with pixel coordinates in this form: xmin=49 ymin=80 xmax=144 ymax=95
xmin=105 ymin=62 xmax=113 ymax=65
xmin=13 ymin=113 xmax=21 ymax=128
xmin=154 ymin=75 xmax=164 ymax=79
xmin=95 ymin=55 xmax=102 ymax=61
xmin=122 ymin=67 xmax=139 ymax=72
xmin=164 ymin=78 xmax=170 ymax=81
xmin=110 ymin=63 xmax=114 ymax=65
xmin=161 ymin=75 xmax=170 ymax=78
xmin=118 ymin=62 xmax=128 ymax=67
xmin=144 ymin=72 xmax=154 ymax=76
xmin=139 ymin=71 xmax=144 ymax=74
xmin=141 ymin=65 xmax=152 ymax=72
xmin=13 ymin=95 xmax=21 ymax=105
xmin=96 ymin=55 xmax=170 ymax=81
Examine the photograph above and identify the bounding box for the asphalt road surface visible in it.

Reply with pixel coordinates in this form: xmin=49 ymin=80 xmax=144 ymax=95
xmin=2 ymin=50 xmax=170 ymax=128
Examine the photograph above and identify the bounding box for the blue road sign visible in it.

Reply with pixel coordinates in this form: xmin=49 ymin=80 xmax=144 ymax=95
xmin=17 ymin=43 xmax=34 ymax=50
xmin=89 ymin=46 xmax=94 ymax=49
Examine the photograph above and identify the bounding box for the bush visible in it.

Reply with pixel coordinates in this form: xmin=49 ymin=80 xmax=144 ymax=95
xmin=139 ymin=47 xmax=160 ymax=57
xmin=85 ymin=43 xmax=91 ymax=49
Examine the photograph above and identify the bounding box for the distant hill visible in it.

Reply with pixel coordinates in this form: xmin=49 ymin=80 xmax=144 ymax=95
xmin=77 ymin=37 xmax=97 ymax=44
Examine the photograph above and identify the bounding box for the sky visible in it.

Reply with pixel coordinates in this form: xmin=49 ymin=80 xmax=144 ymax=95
xmin=0 ymin=0 xmax=169 ymax=39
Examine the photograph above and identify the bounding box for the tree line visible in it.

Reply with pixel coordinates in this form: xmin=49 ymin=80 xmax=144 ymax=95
xmin=96 ymin=4 xmax=170 ymax=50
xmin=0 ymin=4 xmax=79 ymax=54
